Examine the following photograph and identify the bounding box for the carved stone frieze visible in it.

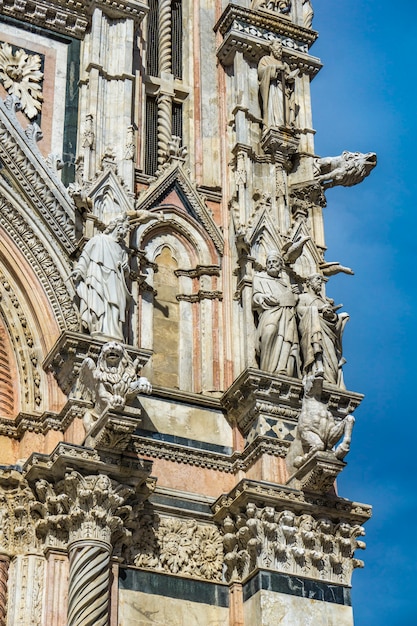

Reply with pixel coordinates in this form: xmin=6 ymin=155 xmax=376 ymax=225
xmin=132 ymin=512 xmax=223 ymax=582
xmin=220 ymin=501 xmax=366 ymax=586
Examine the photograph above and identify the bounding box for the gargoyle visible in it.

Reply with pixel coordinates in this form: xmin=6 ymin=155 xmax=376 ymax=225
xmin=294 ymin=372 xmax=355 ymax=468
xmin=314 ymin=151 xmax=376 ymax=190
xmin=78 ymin=341 xmax=152 ymax=433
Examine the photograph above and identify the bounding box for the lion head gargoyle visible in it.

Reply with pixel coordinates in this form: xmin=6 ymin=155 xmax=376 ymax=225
xmin=78 ymin=341 xmax=152 ymax=433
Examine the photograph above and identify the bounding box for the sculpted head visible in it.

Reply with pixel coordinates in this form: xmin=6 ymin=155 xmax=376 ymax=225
xmin=306 ymin=273 xmax=326 ymax=294
xmin=270 ymin=40 xmax=283 ymax=59
xmin=266 ymin=251 xmax=283 ymax=277
xmin=104 ymin=214 xmax=130 ymax=242
xmin=98 ymin=341 xmax=127 ymax=371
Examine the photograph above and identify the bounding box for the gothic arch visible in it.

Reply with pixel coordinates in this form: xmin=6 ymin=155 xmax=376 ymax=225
xmin=132 ymin=205 xmax=223 ymax=393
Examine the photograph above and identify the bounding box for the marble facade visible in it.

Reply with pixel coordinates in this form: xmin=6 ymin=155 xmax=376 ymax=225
xmin=0 ymin=1 xmax=374 ymax=624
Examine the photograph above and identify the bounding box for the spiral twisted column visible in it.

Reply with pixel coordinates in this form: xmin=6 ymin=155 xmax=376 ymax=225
xmin=157 ymin=92 xmax=173 ymax=165
xmin=67 ymin=540 xmax=111 ymax=626
xmin=158 ymin=0 xmax=172 ymax=73
xmin=157 ymin=0 xmax=173 ymax=165
xmin=0 ymin=555 xmax=9 ymax=626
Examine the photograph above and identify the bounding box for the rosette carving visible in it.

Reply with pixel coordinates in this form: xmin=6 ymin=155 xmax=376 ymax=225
xmin=0 ymin=43 xmax=43 ymax=119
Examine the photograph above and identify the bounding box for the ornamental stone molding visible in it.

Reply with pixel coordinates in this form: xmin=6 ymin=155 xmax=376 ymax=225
xmin=0 ymin=0 xmax=148 ymax=39
xmin=0 ymin=96 xmax=76 ymax=253
xmin=134 ymin=162 xmax=224 ymax=256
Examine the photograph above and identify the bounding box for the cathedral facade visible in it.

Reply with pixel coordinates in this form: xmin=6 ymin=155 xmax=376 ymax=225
xmin=0 ymin=1 xmax=375 ymax=624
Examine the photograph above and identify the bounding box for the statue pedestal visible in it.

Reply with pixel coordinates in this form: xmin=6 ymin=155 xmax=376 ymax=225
xmin=84 ymin=409 xmax=141 ymax=451
xmin=286 ymin=450 xmax=346 ymax=494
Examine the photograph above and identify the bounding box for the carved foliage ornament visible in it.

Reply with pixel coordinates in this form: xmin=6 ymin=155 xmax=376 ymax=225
xmin=0 ymin=43 xmax=43 ymax=119
xmin=133 ymin=514 xmax=223 ymax=581
xmin=222 ymin=502 xmax=365 ymax=586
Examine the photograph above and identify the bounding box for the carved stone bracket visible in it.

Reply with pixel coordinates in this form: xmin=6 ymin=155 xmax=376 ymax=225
xmin=260 ymin=127 xmax=299 ymax=167
xmin=43 ymin=331 xmax=152 ymax=396
xmin=84 ymin=410 xmax=140 ymax=451
xmin=286 ymin=450 xmax=346 ymax=494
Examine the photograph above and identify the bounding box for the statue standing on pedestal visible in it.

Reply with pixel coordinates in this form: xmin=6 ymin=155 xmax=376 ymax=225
xmin=297 ymin=274 xmax=349 ymax=386
xmin=252 ymin=251 xmax=299 ymax=376
xmin=258 ymin=41 xmax=298 ymax=128
xmin=71 ymin=215 xmax=131 ymax=341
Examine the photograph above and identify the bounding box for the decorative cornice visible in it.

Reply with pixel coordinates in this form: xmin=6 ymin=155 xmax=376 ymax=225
xmin=215 ymin=5 xmax=321 ymax=70
xmin=132 ymin=434 xmax=289 ymax=474
xmin=0 ymin=0 xmax=148 ymax=40
xmin=212 ymin=479 xmax=372 ymax=524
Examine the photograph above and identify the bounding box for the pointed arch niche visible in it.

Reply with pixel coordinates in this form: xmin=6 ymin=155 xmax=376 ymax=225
xmin=132 ymin=209 xmax=223 ymax=394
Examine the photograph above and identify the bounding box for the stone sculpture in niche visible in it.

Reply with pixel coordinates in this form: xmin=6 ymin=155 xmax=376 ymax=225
xmin=297 ymin=273 xmax=349 ymax=387
xmin=294 ymin=371 xmax=355 ymax=469
xmin=258 ymin=41 xmax=299 ymax=129
xmin=78 ymin=341 xmax=152 ymax=433
xmin=71 ymin=215 xmax=131 ymax=341
xmin=252 ymin=251 xmax=300 ymax=376
xmin=314 ymin=150 xmax=377 ymax=190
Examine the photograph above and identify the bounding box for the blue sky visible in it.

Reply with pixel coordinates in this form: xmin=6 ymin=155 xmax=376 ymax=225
xmin=310 ymin=2 xmax=417 ymax=625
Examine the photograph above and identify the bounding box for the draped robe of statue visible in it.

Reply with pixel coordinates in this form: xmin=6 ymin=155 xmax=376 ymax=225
xmin=74 ymin=231 xmax=130 ymax=341
xmin=297 ymin=291 xmax=348 ymax=386
xmin=252 ymin=271 xmax=300 ymax=376
xmin=258 ymin=53 xmax=287 ymax=128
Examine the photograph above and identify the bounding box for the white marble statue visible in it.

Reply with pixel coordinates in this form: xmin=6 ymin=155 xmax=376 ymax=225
xmin=294 ymin=372 xmax=355 ymax=468
xmin=79 ymin=341 xmax=152 ymax=433
xmin=297 ymin=273 xmax=349 ymax=387
xmin=252 ymin=251 xmax=300 ymax=376
xmin=258 ymin=41 xmax=298 ymax=128
xmin=71 ymin=215 xmax=131 ymax=341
